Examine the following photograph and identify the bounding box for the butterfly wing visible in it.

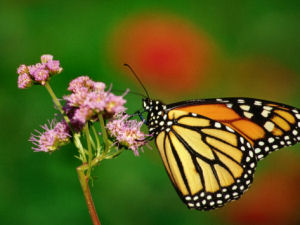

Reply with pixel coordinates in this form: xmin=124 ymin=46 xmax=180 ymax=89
xmin=168 ymin=97 xmax=300 ymax=160
xmin=155 ymin=110 xmax=257 ymax=210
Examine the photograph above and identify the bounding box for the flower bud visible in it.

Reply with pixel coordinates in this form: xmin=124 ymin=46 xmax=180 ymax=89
xmin=41 ymin=54 xmax=53 ymax=63
xmin=18 ymin=73 xmax=33 ymax=89
xmin=17 ymin=64 xmax=28 ymax=75
xmin=46 ymin=60 xmax=63 ymax=74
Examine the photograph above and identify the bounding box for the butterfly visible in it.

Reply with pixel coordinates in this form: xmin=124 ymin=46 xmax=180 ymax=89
xmin=141 ymin=97 xmax=300 ymax=210
xmin=123 ymin=64 xmax=300 ymax=211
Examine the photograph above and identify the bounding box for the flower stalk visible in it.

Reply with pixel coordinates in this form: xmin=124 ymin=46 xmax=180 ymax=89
xmin=44 ymin=82 xmax=73 ymax=129
xmin=98 ymin=114 xmax=110 ymax=153
xmin=17 ymin=54 xmax=148 ymax=225
xmin=77 ymin=165 xmax=101 ymax=225
xmin=84 ymin=124 xmax=93 ymax=178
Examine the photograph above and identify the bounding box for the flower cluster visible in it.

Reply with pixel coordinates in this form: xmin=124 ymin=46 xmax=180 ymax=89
xmin=18 ymin=54 xmax=148 ymax=157
xmin=64 ymin=76 xmax=128 ymax=130
xmin=17 ymin=54 xmax=62 ymax=88
xmin=106 ymin=114 xmax=148 ymax=155
xmin=29 ymin=120 xmax=70 ymax=152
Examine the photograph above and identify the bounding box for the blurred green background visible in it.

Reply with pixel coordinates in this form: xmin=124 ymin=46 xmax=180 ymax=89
xmin=1 ymin=0 xmax=300 ymax=224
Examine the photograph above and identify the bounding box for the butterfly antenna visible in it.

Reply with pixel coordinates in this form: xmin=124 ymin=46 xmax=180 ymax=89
xmin=112 ymin=88 xmax=147 ymax=98
xmin=124 ymin=64 xmax=150 ymax=98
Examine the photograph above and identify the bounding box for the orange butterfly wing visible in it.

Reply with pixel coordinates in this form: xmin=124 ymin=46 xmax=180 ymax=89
xmin=172 ymin=98 xmax=300 ymax=160
xmin=144 ymin=97 xmax=300 ymax=210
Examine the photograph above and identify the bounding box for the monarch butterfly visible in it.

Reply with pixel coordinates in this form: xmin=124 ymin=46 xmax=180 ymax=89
xmin=125 ymin=65 xmax=300 ymax=211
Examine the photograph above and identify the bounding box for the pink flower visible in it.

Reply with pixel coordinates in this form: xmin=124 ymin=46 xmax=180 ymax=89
xmin=29 ymin=120 xmax=70 ymax=152
xmin=32 ymin=68 xmax=49 ymax=85
xmin=106 ymin=114 xmax=147 ymax=155
xmin=17 ymin=54 xmax=63 ymax=88
xmin=28 ymin=63 xmax=45 ymax=75
xmin=73 ymin=106 xmax=94 ymax=124
xmin=64 ymin=90 xmax=89 ymax=107
xmin=67 ymin=76 xmax=95 ymax=93
xmin=93 ymin=82 xmax=106 ymax=92
xmin=17 ymin=64 xmax=28 ymax=75
xmin=46 ymin=60 xmax=62 ymax=74
xmin=41 ymin=54 xmax=53 ymax=63
xmin=105 ymin=93 xmax=127 ymax=115
xmin=83 ymin=91 xmax=107 ymax=113
xmin=63 ymin=76 xmax=127 ymax=130
xmin=18 ymin=73 xmax=33 ymax=89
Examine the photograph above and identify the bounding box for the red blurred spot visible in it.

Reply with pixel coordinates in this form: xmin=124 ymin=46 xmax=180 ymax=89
xmin=110 ymin=14 xmax=214 ymax=96
xmin=220 ymin=153 xmax=300 ymax=225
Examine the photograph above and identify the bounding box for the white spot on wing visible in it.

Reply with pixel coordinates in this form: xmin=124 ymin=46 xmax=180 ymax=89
xmin=263 ymin=106 xmax=273 ymax=111
xmin=240 ymin=105 xmax=250 ymax=111
xmin=225 ymin=126 xmax=235 ymax=133
xmin=264 ymin=121 xmax=275 ymax=132
xmin=185 ymin=196 xmax=191 ymax=201
xmin=255 ymin=148 xmax=261 ymax=153
xmin=249 ymin=151 xmax=254 ymax=157
xmin=254 ymin=100 xmax=262 ymax=106
xmin=188 ymin=203 xmax=195 ymax=207
xmin=215 ymin=122 xmax=222 ymax=128
xmin=268 ymin=137 xmax=275 ymax=143
xmin=261 ymin=110 xmax=270 ymax=117
xmin=258 ymin=154 xmax=264 ymax=159
xmin=167 ymin=121 xmax=173 ymax=126
xmin=244 ymin=111 xmax=253 ymax=118
xmin=240 ymin=137 xmax=244 ymax=144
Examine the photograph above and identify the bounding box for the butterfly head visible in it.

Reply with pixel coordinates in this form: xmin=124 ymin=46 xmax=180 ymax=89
xmin=142 ymin=98 xmax=168 ymax=135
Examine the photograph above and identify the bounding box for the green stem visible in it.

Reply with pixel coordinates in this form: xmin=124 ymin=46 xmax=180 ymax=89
xmin=98 ymin=114 xmax=109 ymax=153
xmin=84 ymin=124 xmax=93 ymax=178
xmin=79 ymin=155 xmax=105 ymax=171
xmin=73 ymin=133 xmax=87 ymax=163
xmin=77 ymin=165 xmax=101 ymax=225
xmin=91 ymin=126 xmax=101 ymax=156
xmin=44 ymin=82 xmax=70 ymax=124
xmin=44 ymin=82 xmax=87 ymax=162
xmin=105 ymin=148 xmax=124 ymax=159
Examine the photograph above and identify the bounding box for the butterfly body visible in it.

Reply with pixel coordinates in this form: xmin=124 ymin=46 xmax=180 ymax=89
xmin=142 ymin=97 xmax=300 ymax=210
